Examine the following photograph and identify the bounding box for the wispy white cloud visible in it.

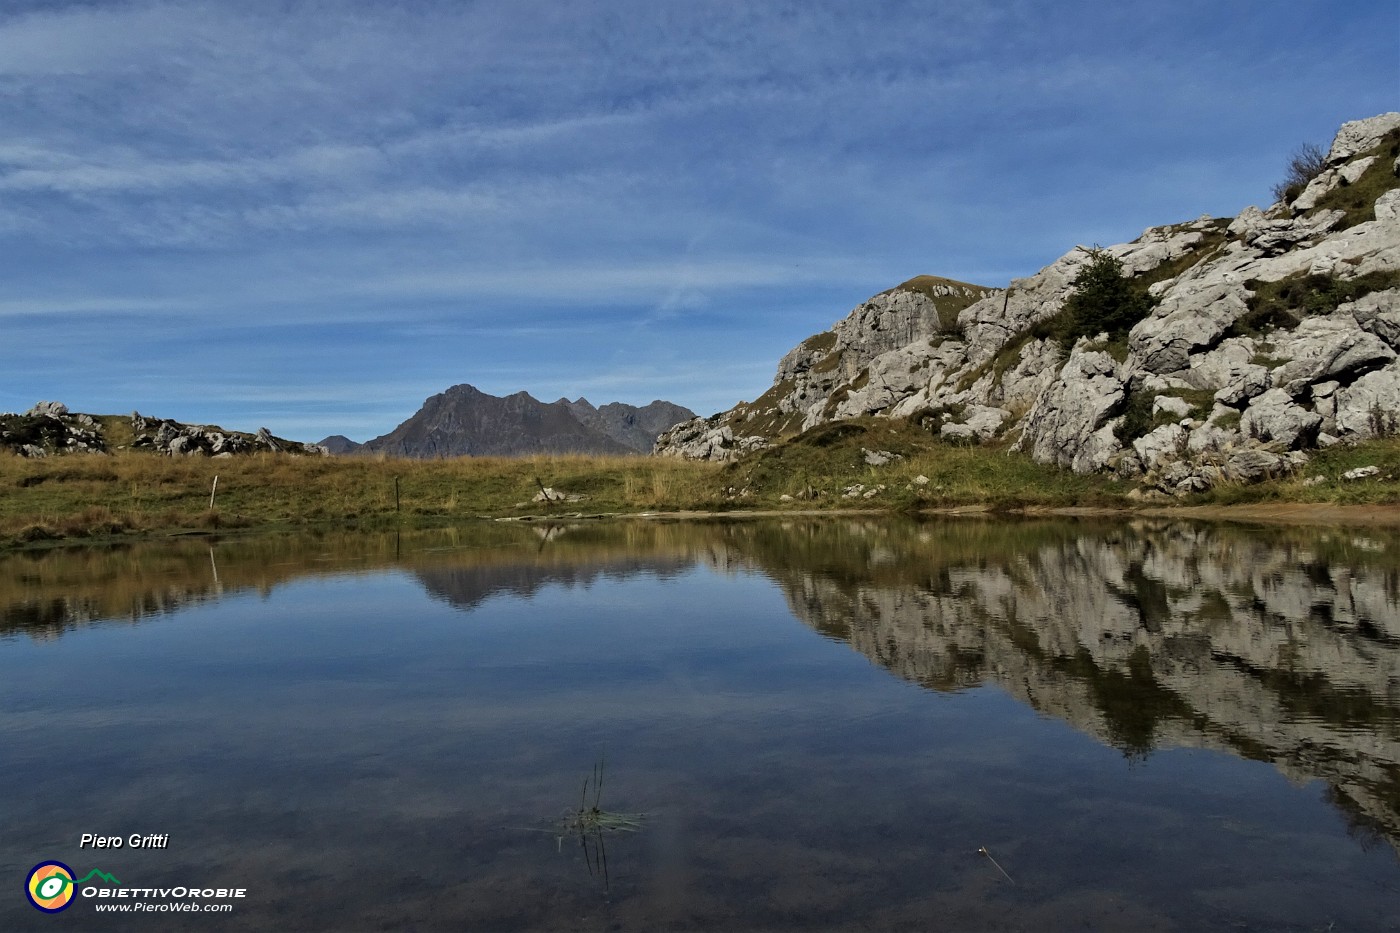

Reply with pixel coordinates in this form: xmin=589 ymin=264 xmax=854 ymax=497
xmin=364 ymin=256 xmax=881 ymax=304
xmin=0 ymin=2 xmax=216 ymax=76
xmin=0 ymin=142 xmax=386 ymax=194
xmin=0 ymin=296 xmax=188 ymax=318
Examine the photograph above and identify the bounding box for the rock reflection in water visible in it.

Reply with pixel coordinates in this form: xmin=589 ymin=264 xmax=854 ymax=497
xmin=756 ymin=519 xmax=1400 ymax=855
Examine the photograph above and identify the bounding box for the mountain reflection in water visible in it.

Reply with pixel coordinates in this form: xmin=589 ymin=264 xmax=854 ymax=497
xmin=4 ymin=517 xmax=1399 ymax=861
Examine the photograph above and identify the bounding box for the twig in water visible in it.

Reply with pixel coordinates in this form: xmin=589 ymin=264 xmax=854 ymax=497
xmin=978 ymin=846 xmax=1015 ymax=884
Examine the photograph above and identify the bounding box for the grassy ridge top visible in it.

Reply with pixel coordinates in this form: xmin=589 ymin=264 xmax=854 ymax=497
xmin=8 ymin=418 xmax=1400 ymax=551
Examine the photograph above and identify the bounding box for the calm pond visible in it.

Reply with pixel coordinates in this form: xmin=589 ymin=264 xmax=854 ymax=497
xmin=3 ymin=517 xmax=1398 ymax=931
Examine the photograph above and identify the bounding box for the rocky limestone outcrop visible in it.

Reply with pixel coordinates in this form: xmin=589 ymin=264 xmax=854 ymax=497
xmin=0 ymin=402 xmax=105 ymax=457
xmin=656 ymin=276 xmax=997 ymax=449
xmin=657 ymin=113 xmax=1400 ymax=496
xmin=129 ymin=413 xmax=325 ymax=457
xmin=0 ymin=402 xmax=326 ymax=458
xmin=653 ymin=417 xmax=770 ymax=462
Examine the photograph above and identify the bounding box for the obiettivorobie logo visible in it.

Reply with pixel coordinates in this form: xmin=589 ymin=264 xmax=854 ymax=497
xmin=25 ymin=862 xmax=121 ymax=913
xmin=24 ymin=859 xmax=247 ymax=915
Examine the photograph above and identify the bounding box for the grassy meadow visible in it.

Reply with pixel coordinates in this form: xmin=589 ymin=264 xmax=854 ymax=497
xmin=7 ymin=416 xmax=1400 ymax=550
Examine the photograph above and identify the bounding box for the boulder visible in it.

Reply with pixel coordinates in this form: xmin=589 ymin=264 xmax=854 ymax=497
xmin=1334 ymin=366 xmax=1400 ymax=438
xmin=1133 ymin=423 xmax=1188 ymax=471
xmin=1245 ymin=210 xmax=1346 ymax=255
xmin=1239 ymin=389 xmax=1322 ymax=448
xmin=1377 ymin=189 xmax=1400 ymax=225
xmin=167 ymin=435 xmax=202 ymax=456
xmin=1349 ymin=288 xmax=1400 ymax=349
xmin=1187 ymin=406 xmax=1244 ymax=454
xmin=1151 ymin=396 xmax=1191 ymax=419
xmin=1226 ymin=205 xmax=1268 ymax=239
xmin=940 ymin=405 xmax=1009 ymax=441
xmin=1224 ymin=449 xmax=1290 ymax=483
xmin=25 ymin=401 xmax=68 ymax=418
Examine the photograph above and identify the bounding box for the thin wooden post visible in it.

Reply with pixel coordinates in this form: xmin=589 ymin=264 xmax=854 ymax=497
xmin=395 ymin=476 xmax=401 ymax=513
xmin=209 ymin=475 xmax=218 ymax=510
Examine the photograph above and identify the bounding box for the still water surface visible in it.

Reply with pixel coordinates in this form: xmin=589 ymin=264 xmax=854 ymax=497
xmin=2 ymin=518 xmax=1398 ymax=930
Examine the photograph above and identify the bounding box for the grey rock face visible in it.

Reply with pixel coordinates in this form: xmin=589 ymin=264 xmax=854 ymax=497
xmin=939 ymin=404 xmax=1010 ymax=442
xmin=1015 ymin=346 xmax=1124 ymax=472
xmin=1326 ymin=112 xmax=1400 ymax=163
xmin=1129 ymin=283 xmax=1251 ymax=376
xmin=1133 ymin=423 xmax=1188 ymax=472
xmin=1269 ymin=316 xmax=1396 ymax=396
xmin=1348 ymin=289 xmax=1400 ymax=349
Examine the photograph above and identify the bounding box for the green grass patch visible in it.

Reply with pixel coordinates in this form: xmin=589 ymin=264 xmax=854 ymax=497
xmin=729 ymin=377 xmax=806 ymax=438
xmin=1232 ymin=269 xmax=1400 ymax=336
xmin=722 ymin=417 xmax=1124 ymax=511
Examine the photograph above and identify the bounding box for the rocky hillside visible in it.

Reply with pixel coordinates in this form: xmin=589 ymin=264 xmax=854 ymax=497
xmin=0 ymin=401 xmax=326 ymax=458
xmin=659 ymin=113 xmax=1400 ymax=496
xmin=359 ymin=384 xmax=694 ymax=458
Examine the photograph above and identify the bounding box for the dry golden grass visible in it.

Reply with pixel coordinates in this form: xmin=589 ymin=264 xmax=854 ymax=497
xmin=0 ymin=449 xmax=726 ymax=547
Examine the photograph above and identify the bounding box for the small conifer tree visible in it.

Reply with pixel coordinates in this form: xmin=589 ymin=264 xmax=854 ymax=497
xmin=1062 ymin=248 xmax=1155 ymax=344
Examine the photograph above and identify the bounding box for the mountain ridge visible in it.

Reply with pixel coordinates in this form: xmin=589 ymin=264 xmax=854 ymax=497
xmin=359 ymin=384 xmax=694 ymax=458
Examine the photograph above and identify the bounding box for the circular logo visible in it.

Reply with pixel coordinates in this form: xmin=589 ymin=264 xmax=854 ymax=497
xmin=26 ymin=862 xmax=76 ymax=913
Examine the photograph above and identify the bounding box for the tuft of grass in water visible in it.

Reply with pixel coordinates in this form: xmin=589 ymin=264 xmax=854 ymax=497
xmin=553 ymin=753 xmax=646 ymax=892
xmin=559 ymin=755 xmax=646 ymax=838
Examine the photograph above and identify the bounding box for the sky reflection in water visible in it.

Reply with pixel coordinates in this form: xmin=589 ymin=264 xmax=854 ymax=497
xmin=2 ymin=518 xmax=1398 ymax=931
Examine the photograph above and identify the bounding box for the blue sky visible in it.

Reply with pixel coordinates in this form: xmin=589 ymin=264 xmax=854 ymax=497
xmin=1 ymin=0 xmax=1395 ymax=442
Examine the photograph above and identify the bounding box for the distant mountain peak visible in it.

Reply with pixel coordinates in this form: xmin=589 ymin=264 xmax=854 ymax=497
xmin=359 ymin=384 xmax=694 ymax=458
